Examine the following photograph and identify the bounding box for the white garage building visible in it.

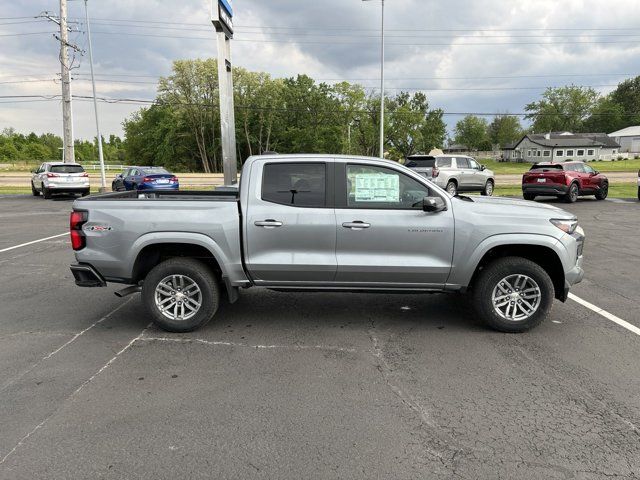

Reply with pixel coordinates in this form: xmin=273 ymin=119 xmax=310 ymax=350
xmin=609 ymin=126 xmax=640 ymax=154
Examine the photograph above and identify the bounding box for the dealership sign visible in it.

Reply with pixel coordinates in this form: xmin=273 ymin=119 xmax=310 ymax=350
xmin=212 ymin=0 xmax=233 ymax=38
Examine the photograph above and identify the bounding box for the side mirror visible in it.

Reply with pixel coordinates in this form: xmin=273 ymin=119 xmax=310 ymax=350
xmin=422 ymin=196 xmax=446 ymax=213
xmin=480 ymin=165 xmax=486 ymax=171
xmin=593 ymin=170 xmax=599 ymax=175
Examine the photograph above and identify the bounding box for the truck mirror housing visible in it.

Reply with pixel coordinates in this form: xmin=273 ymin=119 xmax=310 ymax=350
xmin=422 ymin=196 xmax=446 ymax=213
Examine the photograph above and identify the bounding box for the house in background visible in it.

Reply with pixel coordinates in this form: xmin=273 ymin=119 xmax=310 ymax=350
xmin=502 ymin=132 xmax=621 ymax=162
xmin=608 ymin=126 xmax=640 ymax=154
xmin=443 ymin=143 xmax=469 ymax=153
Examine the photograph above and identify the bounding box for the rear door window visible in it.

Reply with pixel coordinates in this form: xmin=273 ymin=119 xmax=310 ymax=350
xmin=405 ymin=157 xmax=436 ymax=168
xmin=49 ymin=164 xmax=85 ymax=174
xmin=262 ymin=163 xmax=326 ymax=208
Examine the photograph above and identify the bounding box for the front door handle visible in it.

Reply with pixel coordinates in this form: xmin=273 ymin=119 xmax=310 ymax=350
xmin=254 ymin=219 xmax=283 ymax=228
xmin=342 ymin=221 xmax=371 ymax=230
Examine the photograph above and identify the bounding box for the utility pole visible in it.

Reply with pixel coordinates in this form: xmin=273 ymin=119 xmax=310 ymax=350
xmin=84 ymin=0 xmax=107 ymax=192
xmin=59 ymin=0 xmax=75 ymax=163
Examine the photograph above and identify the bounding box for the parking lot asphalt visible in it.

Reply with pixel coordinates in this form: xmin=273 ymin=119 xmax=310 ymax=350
xmin=0 ymin=194 xmax=639 ymax=479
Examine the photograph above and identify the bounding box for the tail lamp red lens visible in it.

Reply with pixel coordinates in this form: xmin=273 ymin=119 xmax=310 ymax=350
xmin=46 ymin=173 xmax=59 ymax=178
xmin=143 ymin=177 xmax=153 ymax=183
xmin=70 ymin=211 xmax=88 ymax=250
xmin=432 ymin=167 xmax=439 ymax=178
xmin=171 ymin=176 xmax=178 ymax=182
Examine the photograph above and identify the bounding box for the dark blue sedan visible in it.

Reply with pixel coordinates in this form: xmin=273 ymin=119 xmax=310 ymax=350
xmin=112 ymin=166 xmax=179 ymax=192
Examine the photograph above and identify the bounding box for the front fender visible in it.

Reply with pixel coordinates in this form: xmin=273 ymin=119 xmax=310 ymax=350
xmin=447 ymin=233 xmax=563 ymax=287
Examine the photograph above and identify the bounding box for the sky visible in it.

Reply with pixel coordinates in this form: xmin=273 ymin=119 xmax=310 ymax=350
xmin=2 ymin=0 xmax=640 ymax=142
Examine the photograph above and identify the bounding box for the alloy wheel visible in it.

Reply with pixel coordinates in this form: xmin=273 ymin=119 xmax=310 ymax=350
xmin=491 ymin=274 xmax=542 ymax=322
xmin=154 ymin=274 xmax=203 ymax=321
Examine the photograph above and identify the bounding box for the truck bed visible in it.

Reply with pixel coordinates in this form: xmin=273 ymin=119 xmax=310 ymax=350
xmin=73 ymin=189 xmax=246 ymax=285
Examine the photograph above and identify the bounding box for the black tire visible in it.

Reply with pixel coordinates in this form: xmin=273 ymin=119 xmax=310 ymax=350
xmin=594 ymin=182 xmax=608 ymax=200
xmin=142 ymin=258 xmax=220 ymax=333
xmin=471 ymin=256 xmax=555 ymax=333
xmin=523 ymin=193 xmax=536 ymax=201
xmin=81 ymin=189 xmax=90 ymax=197
xmin=564 ymin=182 xmax=579 ymax=203
xmin=42 ymin=186 xmax=51 ymax=199
xmin=481 ymin=179 xmax=494 ymax=196
xmin=111 ymin=182 xmax=118 ymax=192
xmin=445 ymin=180 xmax=458 ymax=196
xmin=31 ymin=182 xmax=39 ymax=196
xmin=638 ymin=186 xmax=640 ymax=201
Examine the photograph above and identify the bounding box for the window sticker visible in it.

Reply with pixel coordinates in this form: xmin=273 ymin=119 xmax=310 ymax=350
xmin=354 ymin=173 xmax=399 ymax=202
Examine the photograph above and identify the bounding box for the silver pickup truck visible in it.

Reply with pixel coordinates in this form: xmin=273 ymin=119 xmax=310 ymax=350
xmin=69 ymin=154 xmax=584 ymax=333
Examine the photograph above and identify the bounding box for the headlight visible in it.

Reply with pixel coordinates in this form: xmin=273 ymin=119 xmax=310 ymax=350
xmin=550 ymin=218 xmax=578 ymax=234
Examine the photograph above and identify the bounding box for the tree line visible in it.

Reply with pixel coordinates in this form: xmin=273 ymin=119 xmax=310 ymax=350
xmin=2 ymin=59 xmax=640 ymax=171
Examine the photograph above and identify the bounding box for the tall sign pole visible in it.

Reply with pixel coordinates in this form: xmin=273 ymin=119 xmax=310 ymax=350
xmin=211 ymin=0 xmax=238 ymax=185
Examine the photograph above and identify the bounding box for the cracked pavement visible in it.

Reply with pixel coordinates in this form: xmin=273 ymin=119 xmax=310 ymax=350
xmin=1 ymin=195 xmax=639 ymax=479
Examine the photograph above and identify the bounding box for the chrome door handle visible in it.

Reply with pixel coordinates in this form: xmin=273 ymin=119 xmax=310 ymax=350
xmin=342 ymin=221 xmax=371 ymax=229
xmin=254 ymin=219 xmax=283 ymax=228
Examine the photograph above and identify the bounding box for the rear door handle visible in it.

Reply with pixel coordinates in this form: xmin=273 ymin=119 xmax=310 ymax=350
xmin=254 ymin=219 xmax=283 ymax=228
xmin=342 ymin=221 xmax=371 ymax=229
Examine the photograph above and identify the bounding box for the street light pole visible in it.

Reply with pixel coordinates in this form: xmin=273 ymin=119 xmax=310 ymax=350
xmin=379 ymin=0 xmax=385 ymax=159
xmin=363 ymin=0 xmax=385 ymax=159
xmin=84 ymin=0 xmax=107 ymax=192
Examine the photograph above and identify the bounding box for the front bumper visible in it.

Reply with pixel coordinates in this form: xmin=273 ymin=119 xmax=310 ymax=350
xmin=522 ymin=184 xmax=568 ymax=196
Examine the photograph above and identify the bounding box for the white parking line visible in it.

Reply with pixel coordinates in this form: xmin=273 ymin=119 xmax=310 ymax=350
xmin=569 ymin=293 xmax=640 ymax=336
xmin=0 ymin=233 xmax=67 ymax=253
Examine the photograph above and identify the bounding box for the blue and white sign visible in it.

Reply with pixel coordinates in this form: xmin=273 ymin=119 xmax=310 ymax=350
xmin=212 ymin=0 xmax=234 ymax=37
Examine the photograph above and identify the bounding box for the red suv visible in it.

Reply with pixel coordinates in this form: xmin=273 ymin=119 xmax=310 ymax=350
xmin=522 ymin=161 xmax=609 ymax=203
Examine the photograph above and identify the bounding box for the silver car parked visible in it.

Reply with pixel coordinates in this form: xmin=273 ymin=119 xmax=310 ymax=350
xmin=31 ymin=162 xmax=90 ymax=199
xmin=405 ymin=155 xmax=495 ymax=196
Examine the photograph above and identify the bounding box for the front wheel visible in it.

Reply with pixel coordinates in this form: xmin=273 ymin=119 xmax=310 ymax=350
xmin=594 ymin=183 xmax=608 ymax=200
xmin=638 ymin=186 xmax=640 ymax=201
xmin=471 ymin=256 xmax=555 ymax=333
xmin=142 ymin=258 xmax=220 ymax=333
xmin=31 ymin=182 xmax=39 ymax=196
xmin=481 ymin=179 xmax=494 ymax=196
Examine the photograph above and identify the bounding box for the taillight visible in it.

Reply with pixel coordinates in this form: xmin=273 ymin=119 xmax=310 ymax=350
xmin=143 ymin=177 xmax=153 ymax=183
xmin=432 ymin=167 xmax=439 ymax=178
xmin=46 ymin=173 xmax=59 ymax=178
xmin=81 ymin=172 xmax=89 ymax=177
xmin=171 ymin=176 xmax=178 ymax=182
xmin=70 ymin=211 xmax=88 ymax=251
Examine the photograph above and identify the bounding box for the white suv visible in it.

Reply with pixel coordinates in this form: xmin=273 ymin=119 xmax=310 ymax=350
xmin=405 ymin=155 xmax=495 ymax=196
xmin=31 ymin=162 xmax=90 ymax=199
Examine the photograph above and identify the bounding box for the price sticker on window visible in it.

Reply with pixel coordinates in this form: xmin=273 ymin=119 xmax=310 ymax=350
xmin=354 ymin=173 xmax=400 ymax=202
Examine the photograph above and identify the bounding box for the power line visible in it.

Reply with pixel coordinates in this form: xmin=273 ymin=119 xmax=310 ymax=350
xmin=0 ymin=31 xmax=57 ymax=37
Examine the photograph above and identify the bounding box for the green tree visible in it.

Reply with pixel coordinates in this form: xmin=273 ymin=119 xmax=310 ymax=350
xmin=525 ymin=86 xmax=599 ymax=133
xmin=583 ymin=96 xmax=625 ymax=133
xmin=454 ymin=115 xmax=490 ymax=150
xmin=488 ymin=115 xmax=523 ymax=147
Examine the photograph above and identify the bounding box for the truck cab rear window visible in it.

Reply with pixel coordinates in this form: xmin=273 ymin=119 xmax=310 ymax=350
xmin=50 ymin=165 xmax=85 ymax=174
xmin=262 ymin=163 xmax=326 ymax=207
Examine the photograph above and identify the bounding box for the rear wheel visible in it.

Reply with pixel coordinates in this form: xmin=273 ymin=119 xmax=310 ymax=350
xmin=445 ymin=181 xmax=458 ymax=196
xmin=594 ymin=182 xmax=608 ymax=200
xmin=31 ymin=182 xmax=39 ymax=196
xmin=638 ymin=186 xmax=640 ymax=201
xmin=142 ymin=258 xmax=220 ymax=333
xmin=42 ymin=186 xmax=51 ymax=199
xmin=564 ymin=182 xmax=579 ymax=203
xmin=471 ymin=256 xmax=555 ymax=333
xmin=81 ymin=189 xmax=90 ymax=197
xmin=523 ymin=193 xmax=536 ymax=201
xmin=481 ymin=179 xmax=494 ymax=196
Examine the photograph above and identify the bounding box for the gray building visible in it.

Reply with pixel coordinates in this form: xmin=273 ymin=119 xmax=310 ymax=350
xmin=503 ymin=132 xmax=621 ymax=162
xmin=608 ymin=126 xmax=640 ymax=154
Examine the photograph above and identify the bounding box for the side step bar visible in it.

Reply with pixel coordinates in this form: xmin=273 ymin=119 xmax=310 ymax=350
xmin=70 ymin=264 xmax=107 ymax=287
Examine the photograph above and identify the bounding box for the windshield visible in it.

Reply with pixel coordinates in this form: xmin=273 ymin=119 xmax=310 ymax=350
xmin=50 ymin=165 xmax=85 ymax=174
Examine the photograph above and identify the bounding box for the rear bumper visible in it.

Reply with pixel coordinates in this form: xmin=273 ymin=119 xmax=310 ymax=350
xmin=522 ymin=184 xmax=568 ymax=196
xmin=70 ymin=263 xmax=106 ymax=287
xmin=138 ymin=183 xmax=179 ymax=190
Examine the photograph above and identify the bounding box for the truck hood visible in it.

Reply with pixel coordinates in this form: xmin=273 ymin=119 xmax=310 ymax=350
xmin=454 ymin=195 xmax=575 ymax=219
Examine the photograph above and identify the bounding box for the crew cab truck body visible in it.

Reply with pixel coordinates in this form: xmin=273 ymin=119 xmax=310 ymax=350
xmin=70 ymin=154 xmax=585 ymax=333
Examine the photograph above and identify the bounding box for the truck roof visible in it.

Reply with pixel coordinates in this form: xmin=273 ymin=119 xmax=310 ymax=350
xmin=246 ymin=153 xmax=398 ymax=166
